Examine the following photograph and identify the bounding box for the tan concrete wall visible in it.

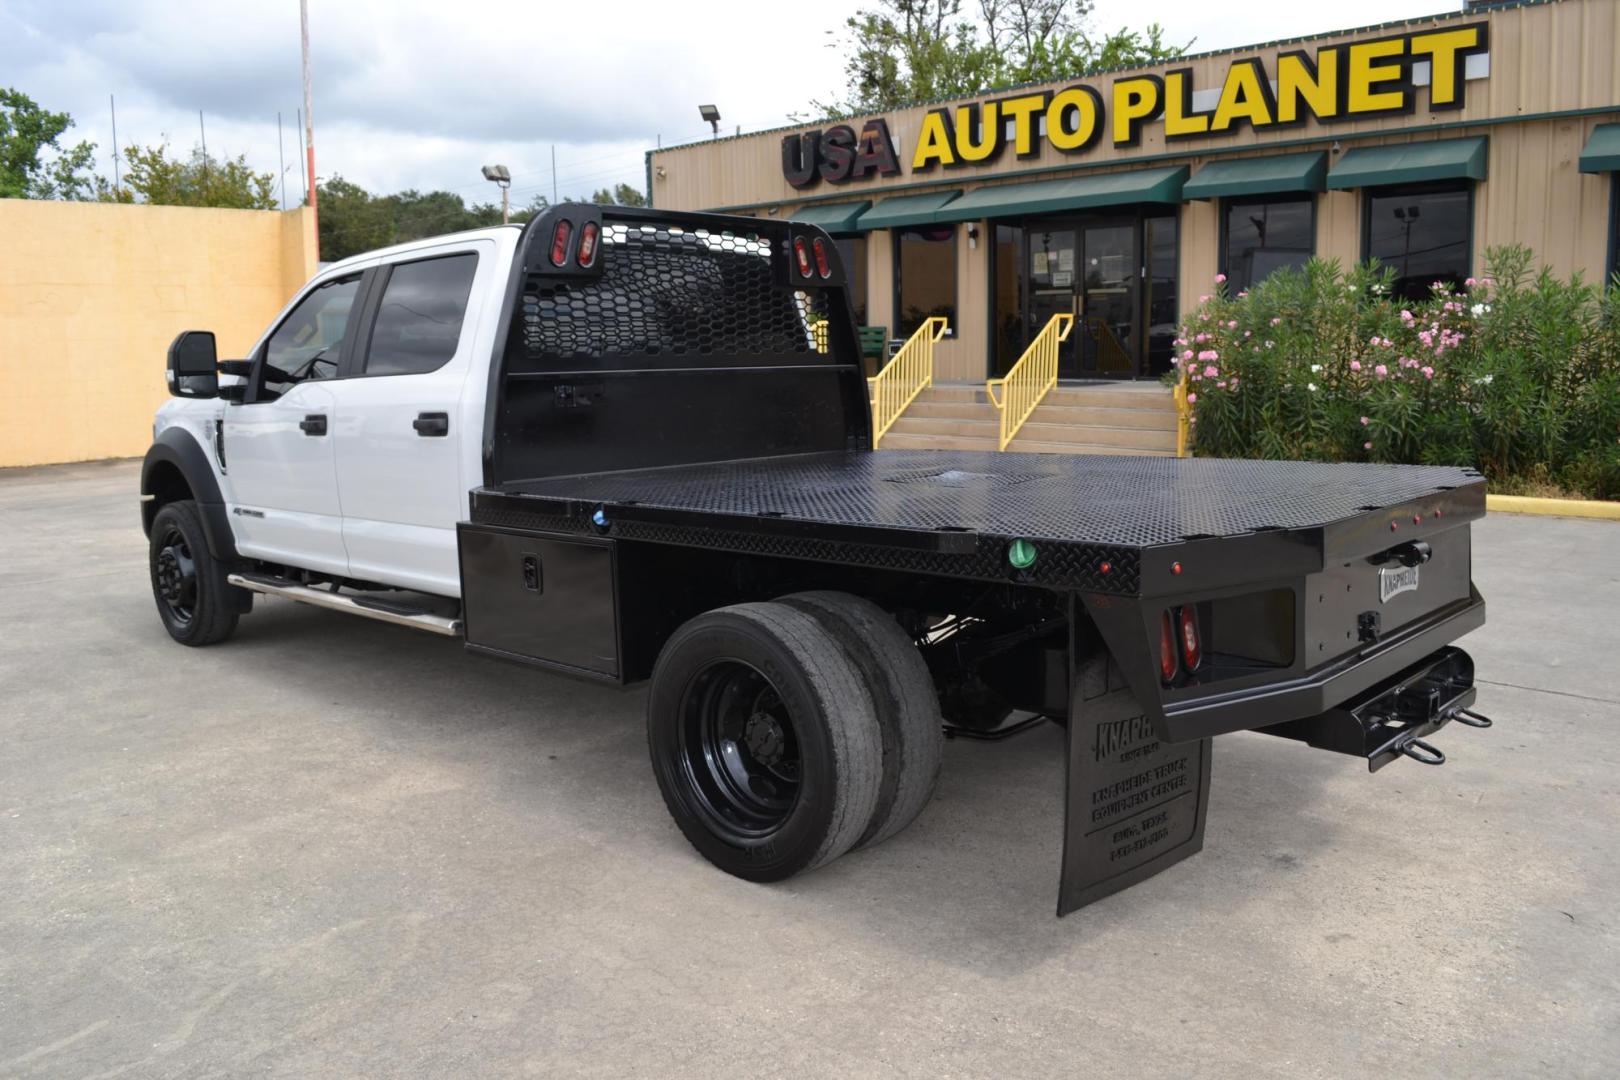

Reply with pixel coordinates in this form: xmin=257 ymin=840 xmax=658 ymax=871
xmin=0 ymin=200 xmax=317 ymax=468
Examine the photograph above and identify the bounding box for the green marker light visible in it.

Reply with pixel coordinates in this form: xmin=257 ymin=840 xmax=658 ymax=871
xmin=1007 ymin=538 xmax=1038 ymax=569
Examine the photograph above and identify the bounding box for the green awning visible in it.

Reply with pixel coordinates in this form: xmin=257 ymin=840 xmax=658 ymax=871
xmin=1326 ymin=136 xmax=1488 ymax=190
xmin=1579 ymin=123 xmax=1620 ymax=174
xmin=854 ymin=190 xmax=962 ymax=230
xmin=788 ymin=200 xmax=872 ymax=234
xmin=937 ymin=165 xmax=1188 ymax=222
xmin=1183 ymin=152 xmax=1327 ymax=200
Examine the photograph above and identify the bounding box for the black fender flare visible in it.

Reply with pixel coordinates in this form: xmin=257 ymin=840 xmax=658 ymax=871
xmin=140 ymin=427 xmax=239 ymax=561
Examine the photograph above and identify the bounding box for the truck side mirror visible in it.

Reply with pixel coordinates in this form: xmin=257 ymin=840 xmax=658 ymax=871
xmin=167 ymin=330 xmax=220 ymax=399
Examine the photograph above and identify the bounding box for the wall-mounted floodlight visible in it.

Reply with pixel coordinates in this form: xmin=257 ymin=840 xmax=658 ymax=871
xmin=699 ymin=104 xmax=721 ymax=137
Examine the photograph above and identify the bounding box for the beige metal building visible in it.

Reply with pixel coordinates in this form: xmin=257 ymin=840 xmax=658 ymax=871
xmin=649 ymin=0 xmax=1620 ymax=396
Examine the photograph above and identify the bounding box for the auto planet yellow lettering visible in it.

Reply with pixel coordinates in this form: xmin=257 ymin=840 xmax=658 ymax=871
xmin=1112 ymin=75 xmax=1162 ymax=147
xmin=1345 ymin=37 xmax=1411 ymax=115
xmin=1161 ymin=70 xmax=1209 ymax=139
xmin=997 ymin=92 xmax=1048 ymax=157
xmin=781 ymin=21 xmax=1486 ymax=183
xmin=912 ymin=109 xmax=957 ymax=171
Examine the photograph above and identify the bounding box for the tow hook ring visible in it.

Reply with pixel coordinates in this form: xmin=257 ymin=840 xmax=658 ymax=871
xmin=1453 ymin=708 xmax=1493 ymax=729
xmin=1400 ymin=737 xmax=1446 ymax=766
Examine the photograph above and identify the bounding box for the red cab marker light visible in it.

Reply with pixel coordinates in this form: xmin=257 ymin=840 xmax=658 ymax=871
xmin=576 ymin=221 xmax=599 ymax=267
xmin=811 ymin=237 xmax=832 ymax=279
xmin=1434 ymin=509 xmax=1443 ymax=518
xmin=1389 ymin=521 xmax=1399 ymax=531
xmin=1159 ymin=611 xmax=1178 ymax=683
xmin=1171 ymin=561 xmax=1182 ymax=576
xmin=549 ymin=219 xmax=573 ymax=267
xmin=1413 ymin=514 xmax=1422 ymax=525
xmin=1099 ymin=561 xmax=1111 ymax=575
xmin=793 ymin=237 xmax=813 ymax=278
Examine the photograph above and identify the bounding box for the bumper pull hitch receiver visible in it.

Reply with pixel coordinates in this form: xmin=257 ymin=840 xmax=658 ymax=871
xmin=1260 ymin=647 xmax=1488 ymax=772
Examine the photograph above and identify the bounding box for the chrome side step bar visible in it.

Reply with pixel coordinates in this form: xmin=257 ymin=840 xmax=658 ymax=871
xmin=227 ymin=574 xmax=463 ymax=637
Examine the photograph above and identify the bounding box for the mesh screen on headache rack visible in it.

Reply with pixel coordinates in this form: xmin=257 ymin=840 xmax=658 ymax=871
xmin=509 ymin=222 xmax=835 ymax=367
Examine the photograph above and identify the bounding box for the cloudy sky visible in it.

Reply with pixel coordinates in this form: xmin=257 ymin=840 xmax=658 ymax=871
xmin=4 ymin=0 xmax=1458 ymax=208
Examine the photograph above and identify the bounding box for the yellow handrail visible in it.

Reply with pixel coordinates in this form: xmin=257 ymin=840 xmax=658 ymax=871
xmin=1172 ymin=361 xmax=1192 ymax=457
xmin=867 ymin=317 xmax=947 ymax=447
xmin=985 ymin=313 xmax=1074 ymax=451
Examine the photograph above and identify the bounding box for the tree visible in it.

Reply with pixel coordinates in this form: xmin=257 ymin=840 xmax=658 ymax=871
xmin=102 ymin=144 xmax=277 ymax=210
xmin=317 ymin=175 xmax=396 ymax=260
xmin=0 ymin=87 xmax=97 ymax=200
xmin=816 ymin=0 xmax=1189 ymax=117
xmin=589 ymin=183 xmax=647 ymax=207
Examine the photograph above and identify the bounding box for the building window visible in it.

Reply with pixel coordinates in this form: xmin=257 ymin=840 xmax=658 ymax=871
xmin=1609 ymin=177 xmax=1619 ymax=283
xmin=1222 ymin=196 xmax=1314 ymax=294
xmin=1145 ymin=212 xmax=1179 ymax=377
xmin=991 ymin=224 xmax=1023 ymax=375
xmin=1364 ymin=181 xmax=1473 ymax=302
xmin=894 ymin=225 xmax=957 ymax=340
xmin=834 ymin=236 xmax=868 ymax=326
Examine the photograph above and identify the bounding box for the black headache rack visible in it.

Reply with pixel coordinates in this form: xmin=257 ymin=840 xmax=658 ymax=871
xmin=479 ymin=203 xmax=871 ymax=489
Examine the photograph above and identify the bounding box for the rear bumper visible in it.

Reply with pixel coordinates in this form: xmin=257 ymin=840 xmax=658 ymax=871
xmin=1155 ymin=585 xmax=1486 ymax=743
xmin=1259 ymin=646 xmax=1482 ymax=770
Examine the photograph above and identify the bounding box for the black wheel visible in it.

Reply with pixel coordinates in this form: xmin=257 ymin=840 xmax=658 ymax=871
xmin=647 ymin=602 xmax=882 ymax=882
xmin=148 ymin=499 xmax=245 ymax=646
xmin=781 ymin=591 xmax=943 ymax=850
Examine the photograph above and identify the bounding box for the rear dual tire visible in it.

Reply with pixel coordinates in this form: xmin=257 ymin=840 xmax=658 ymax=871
xmin=647 ymin=594 xmax=942 ymax=883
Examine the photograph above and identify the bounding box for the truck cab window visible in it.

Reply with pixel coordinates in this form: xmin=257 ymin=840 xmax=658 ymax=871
xmin=363 ymin=254 xmax=478 ymax=376
xmin=261 ymin=274 xmax=361 ymax=398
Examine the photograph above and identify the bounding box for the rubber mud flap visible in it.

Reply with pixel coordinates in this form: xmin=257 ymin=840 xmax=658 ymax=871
xmin=1058 ymin=650 xmax=1212 ymax=916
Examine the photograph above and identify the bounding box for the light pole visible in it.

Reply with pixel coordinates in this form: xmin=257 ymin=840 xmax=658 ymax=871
xmin=300 ymin=0 xmax=317 ymax=252
xmin=698 ymin=104 xmax=721 ymax=138
xmin=482 ymin=164 xmax=512 ymax=224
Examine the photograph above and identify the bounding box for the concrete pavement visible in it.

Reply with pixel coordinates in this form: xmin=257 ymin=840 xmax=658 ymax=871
xmin=1 ymin=459 xmax=1616 ymax=1078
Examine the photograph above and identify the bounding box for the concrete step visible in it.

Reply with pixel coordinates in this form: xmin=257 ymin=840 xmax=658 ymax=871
xmin=903 ymin=400 xmax=1001 ymax=421
xmin=876 ymin=432 xmax=1001 ymax=451
xmin=1004 ymin=440 xmax=1171 ymax=457
xmin=923 ymin=382 xmax=1176 ymax=411
xmin=1023 ymin=404 xmax=1177 ymax=431
xmin=1012 ymin=422 xmax=1177 ymax=451
xmin=1042 ymin=387 xmax=1176 ymax=412
xmin=886 ymin=416 xmax=999 ymax=439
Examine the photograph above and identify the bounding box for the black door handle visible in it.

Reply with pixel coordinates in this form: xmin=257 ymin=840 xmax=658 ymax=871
xmin=413 ymin=412 xmax=449 ymax=437
xmin=299 ymin=414 xmax=327 ymax=436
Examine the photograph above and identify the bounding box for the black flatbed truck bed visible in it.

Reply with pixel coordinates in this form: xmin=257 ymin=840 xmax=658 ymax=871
xmin=452 ymin=204 xmax=1491 ymax=915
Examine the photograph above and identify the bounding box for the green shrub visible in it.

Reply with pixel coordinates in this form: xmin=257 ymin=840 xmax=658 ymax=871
xmin=1174 ymin=247 xmax=1620 ymax=500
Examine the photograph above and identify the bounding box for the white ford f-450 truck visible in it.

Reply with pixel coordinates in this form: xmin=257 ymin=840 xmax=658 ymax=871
xmin=142 ymin=204 xmax=1491 ymax=914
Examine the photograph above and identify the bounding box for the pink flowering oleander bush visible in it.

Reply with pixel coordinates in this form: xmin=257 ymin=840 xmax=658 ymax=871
xmin=1169 ymin=247 xmax=1620 ymax=499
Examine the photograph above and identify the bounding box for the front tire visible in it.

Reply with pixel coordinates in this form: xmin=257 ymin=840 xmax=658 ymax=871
xmin=148 ymin=499 xmax=244 ymax=646
xmin=647 ymin=602 xmax=882 ymax=882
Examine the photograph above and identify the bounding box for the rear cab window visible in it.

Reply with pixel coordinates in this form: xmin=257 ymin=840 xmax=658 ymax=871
xmin=361 ymin=254 xmax=479 ymax=377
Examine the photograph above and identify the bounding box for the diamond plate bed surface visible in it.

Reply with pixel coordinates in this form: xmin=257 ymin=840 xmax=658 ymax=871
xmin=484 ymin=451 xmax=1482 ymax=549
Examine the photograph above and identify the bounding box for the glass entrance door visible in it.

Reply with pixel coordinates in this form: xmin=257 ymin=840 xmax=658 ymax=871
xmin=1025 ymin=228 xmax=1079 ymax=377
xmin=1023 ymin=226 xmax=1075 ymax=375
xmin=995 ymin=210 xmax=1179 ymax=380
xmin=1078 ymin=221 xmax=1137 ymax=376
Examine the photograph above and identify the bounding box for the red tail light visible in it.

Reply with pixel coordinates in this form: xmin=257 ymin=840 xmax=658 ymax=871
xmin=1178 ymin=606 xmax=1201 ymax=672
xmin=549 ymin=220 xmax=573 ymax=267
xmin=793 ymin=236 xmax=813 ymax=278
xmin=576 ymin=221 xmax=599 ymax=267
xmin=1159 ymin=610 xmax=1178 ymax=683
xmin=812 ymin=237 xmax=832 ymax=278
